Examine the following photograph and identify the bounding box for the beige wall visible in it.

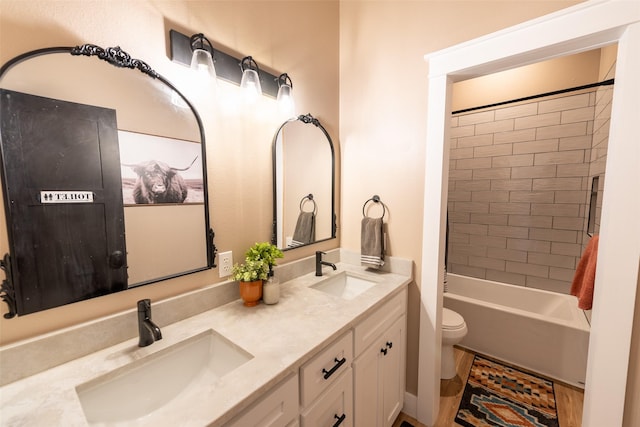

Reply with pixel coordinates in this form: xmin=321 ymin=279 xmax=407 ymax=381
xmin=0 ymin=0 xmax=339 ymax=345
xmin=339 ymin=0 xmax=583 ymax=396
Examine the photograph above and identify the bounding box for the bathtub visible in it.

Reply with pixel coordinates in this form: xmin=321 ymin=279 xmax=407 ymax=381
xmin=443 ymin=273 xmax=590 ymax=388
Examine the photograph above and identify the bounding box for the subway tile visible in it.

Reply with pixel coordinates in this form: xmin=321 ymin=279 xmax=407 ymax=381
xmin=449 ymin=169 xmax=473 ymax=180
xmin=458 ymin=110 xmax=495 ymax=126
xmin=506 ymin=261 xmax=549 ymax=278
xmin=491 ymin=179 xmax=532 ymax=191
xmin=469 ymin=256 xmax=506 ymax=271
xmin=536 ymin=122 xmax=587 ymax=140
xmin=538 ymin=93 xmax=590 ymax=113
xmin=475 ymin=119 xmax=515 ymax=135
xmin=450 ymin=147 xmax=475 ymax=160
xmin=534 ymin=150 xmax=585 ymax=166
xmin=490 ymin=203 xmax=531 ymax=215
xmin=447 ymin=253 xmax=468 ymax=265
xmin=454 ymin=202 xmax=490 ymax=214
xmin=559 ymin=135 xmax=592 ymax=151
xmin=552 ymin=217 xmax=586 ymax=231
xmin=450 ymin=264 xmax=486 ymax=279
xmin=507 ymin=238 xmax=551 ymax=253
xmin=474 ymin=144 xmax=513 ymax=158
xmin=457 ymin=134 xmax=494 ymax=148
xmin=557 ymin=164 xmax=590 ymax=177
xmin=529 ymin=227 xmax=577 ymax=243
xmin=448 ymin=232 xmax=470 ymax=244
xmin=454 ymin=180 xmax=491 ymax=191
xmin=452 ymin=222 xmax=489 ymax=235
xmin=450 ymin=125 xmax=475 ymax=138
xmin=456 ymin=157 xmax=492 ymax=169
xmin=549 ymin=266 xmax=577 ymax=282
xmin=494 ymin=129 xmax=536 ymax=145
xmin=509 ymin=191 xmax=554 ymax=203
xmin=469 ymin=234 xmax=507 ymax=248
xmin=448 ymin=191 xmax=472 ymax=201
xmin=528 ymin=252 xmax=576 ymax=269
xmin=526 ymin=276 xmax=571 ymax=294
xmin=486 ymin=269 xmax=527 ymax=286
xmin=473 ymin=168 xmax=511 ymax=180
xmin=513 ymin=139 xmax=558 ymax=154
xmin=561 ymin=106 xmax=595 ymax=123
xmin=450 ymin=138 xmax=458 ymax=149
xmin=551 ymin=242 xmax=582 ymax=257
xmin=450 ymin=244 xmax=488 ymax=257
xmin=470 ymin=213 xmax=509 ymax=225
xmin=448 ymin=211 xmax=470 ymax=223
xmin=511 ymin=165 xmax=557 ymax=179
xmin=532 ymin=177 xmax=583 ymax=191
xmin=492 ymin=154 xmax=534 ymax=168
xmin=472 ymin=191 xmax=509 ymax=202
xmin=488 ymin=224 xmax=529 ymax=239
xmin=531 ymin=203 xmax=579 ymax=217
xmin=554 ymin=190 xmax=587 ymax=204
xmin=508 ymin=214 xmax=553 ymax=228
xmin=514 ymin=112 xmax=561 ymax=130
xmin=487 ymin=247 xmax=528 ymax=263
xmin=495 ymin=103 xmax=538 ymax=120
xmin=451 ymin=116 xmax=459 ymax=127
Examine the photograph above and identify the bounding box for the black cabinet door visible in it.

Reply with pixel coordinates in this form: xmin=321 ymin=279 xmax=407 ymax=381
xmin=0 ymin=89 xmax=127 ymax=315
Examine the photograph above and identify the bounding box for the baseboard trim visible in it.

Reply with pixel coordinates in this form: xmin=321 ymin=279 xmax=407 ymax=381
xmin=403 ymin=391 xmax=418 ymax=419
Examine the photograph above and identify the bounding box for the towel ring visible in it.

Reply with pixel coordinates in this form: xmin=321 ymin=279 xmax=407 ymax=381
xmin=300 ymin=194 xmax=317 ymax=215
xmin=362 ymin=195 xmax=386 ymax=219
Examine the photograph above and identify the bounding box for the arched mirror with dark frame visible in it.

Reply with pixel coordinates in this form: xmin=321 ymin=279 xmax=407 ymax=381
xmin=0 ymin=44 xmax=215 ymax=318
xmin=272 ymin=113 xmax=336 ymax=250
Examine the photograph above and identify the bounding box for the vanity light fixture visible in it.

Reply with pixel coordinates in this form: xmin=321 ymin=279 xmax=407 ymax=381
xmin=276 ymin=73 xmax=295 ymax=117
xmin=189 ymin=33 xmax=216 ymax=78
xmin=239 ymin=56 xmax=262 ymax=101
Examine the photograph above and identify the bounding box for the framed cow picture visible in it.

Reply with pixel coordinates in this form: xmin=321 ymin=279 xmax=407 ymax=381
xmin=118 ymin=131 xmax=204 ymax=205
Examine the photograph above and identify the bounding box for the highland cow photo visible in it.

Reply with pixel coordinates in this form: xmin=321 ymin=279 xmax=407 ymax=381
xmin=118 ymin=131 xmax=204 ymax=205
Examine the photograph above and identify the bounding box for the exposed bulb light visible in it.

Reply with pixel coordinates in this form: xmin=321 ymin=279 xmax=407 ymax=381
xmin=240 ymin=56 xmax=262 ymax=102
xmin=276 ymin=73 xmax=295 ymax=118
xmin=189 ymin=33 xmax=216 ymax=78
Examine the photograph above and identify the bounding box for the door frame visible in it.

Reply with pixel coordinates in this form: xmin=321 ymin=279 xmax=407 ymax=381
xmin=417 ymin=1 xmax=640 ymax=426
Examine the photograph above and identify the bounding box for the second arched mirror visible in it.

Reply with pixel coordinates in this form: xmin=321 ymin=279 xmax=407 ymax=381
xmin=272 ymin=114 xmax=336 ymax=250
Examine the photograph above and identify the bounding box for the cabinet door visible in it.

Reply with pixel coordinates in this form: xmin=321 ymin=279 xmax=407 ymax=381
xmin=381 ymin=316 xmax=406 ymax=427
xmin=353 ymin=342 xmax=381 ymax=426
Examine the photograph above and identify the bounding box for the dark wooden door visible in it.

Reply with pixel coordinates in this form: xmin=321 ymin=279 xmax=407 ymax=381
xmin=0 ymin=89 xmax=127 ymax=315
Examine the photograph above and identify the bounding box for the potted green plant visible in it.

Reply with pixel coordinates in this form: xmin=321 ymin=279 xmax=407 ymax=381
xmin=232 ymin=259 xmax=269 ymax=307
xmin=245 ymin=242 xmax=284 ymax=272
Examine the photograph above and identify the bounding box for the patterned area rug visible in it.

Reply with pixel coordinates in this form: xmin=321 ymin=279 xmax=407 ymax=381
xmin=455 ymin=355 xmax=559 ymax=427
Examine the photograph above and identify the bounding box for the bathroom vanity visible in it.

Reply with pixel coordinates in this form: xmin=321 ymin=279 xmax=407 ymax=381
xmin=0 ymin=249 xmax=411 ymax=426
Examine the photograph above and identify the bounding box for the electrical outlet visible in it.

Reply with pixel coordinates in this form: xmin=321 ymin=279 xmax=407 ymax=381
xmin=219 ymin=251 xmax=233 ymax=278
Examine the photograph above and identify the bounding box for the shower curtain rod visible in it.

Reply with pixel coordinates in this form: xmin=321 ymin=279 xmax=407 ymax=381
xmin=452 ymin=78 xmax=614 ymax=115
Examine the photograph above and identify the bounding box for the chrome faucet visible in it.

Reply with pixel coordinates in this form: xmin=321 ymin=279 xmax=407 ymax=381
xmin=315 ymin=251 xmax=337 ymax=276
xmin=137 ymin=299 xmax=162 ymax=347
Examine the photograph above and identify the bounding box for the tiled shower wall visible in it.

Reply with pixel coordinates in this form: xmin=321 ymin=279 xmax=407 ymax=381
xmin=448 ymin=87 xmax=611 ymax=294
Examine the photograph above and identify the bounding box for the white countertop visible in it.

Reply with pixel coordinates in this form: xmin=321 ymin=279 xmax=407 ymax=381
xmin=0 ymin=257 xmax=411 ymax=426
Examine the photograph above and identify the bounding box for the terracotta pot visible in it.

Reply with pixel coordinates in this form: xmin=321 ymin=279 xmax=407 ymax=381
xmin=239 ymin=280 xmax=262 ymax=307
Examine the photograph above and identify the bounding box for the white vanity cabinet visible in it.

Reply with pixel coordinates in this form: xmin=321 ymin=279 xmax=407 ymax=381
xmin=353 ymin=289 xmax=407 ymax=427
xmin=225 ymin=373 xmax=299 ymax=427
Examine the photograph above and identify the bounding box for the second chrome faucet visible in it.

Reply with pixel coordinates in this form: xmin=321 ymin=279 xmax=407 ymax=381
xmin=315 ymin=251 xmax=337 ymax=276
xmin=137 ymin=299 xmax=162 ymax=347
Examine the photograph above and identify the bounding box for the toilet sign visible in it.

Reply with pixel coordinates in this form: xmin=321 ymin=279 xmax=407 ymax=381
xmin=40 ymin=191 xmax=94 ymax=204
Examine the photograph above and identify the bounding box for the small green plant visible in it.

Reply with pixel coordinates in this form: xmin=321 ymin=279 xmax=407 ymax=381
xmin=245 ymin=242 xmax=284 ymax=270
xmin=231 ymin=259 xmax=269 ymax=282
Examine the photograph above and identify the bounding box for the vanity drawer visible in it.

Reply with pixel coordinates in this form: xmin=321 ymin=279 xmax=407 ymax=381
xmin=300 ymin=368 xmax=353 ymax=427
xmin=354 ymin=288 xmax=407 ymax=357
xmin=300 ymin=330 xmax=353 ymax=408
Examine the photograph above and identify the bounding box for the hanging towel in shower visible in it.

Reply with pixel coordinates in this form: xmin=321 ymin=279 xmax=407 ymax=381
xmin=289 ymin=211 xmax=315 ymax=247
xmin=570 ymin=235 xmax=599 ymax=310
xmin=361 ymin=217 xmax=385 ymax=268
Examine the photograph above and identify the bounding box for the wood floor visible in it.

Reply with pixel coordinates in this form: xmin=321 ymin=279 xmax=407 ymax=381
xmin=393 ymin=347 xmax=584 ymax=427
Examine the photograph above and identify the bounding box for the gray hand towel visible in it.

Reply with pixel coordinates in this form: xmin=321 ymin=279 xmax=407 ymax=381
xmin=290 ymin=211 xmax=315 ymax=247
xmin=361 ymin=217 xmax=385 ymax=268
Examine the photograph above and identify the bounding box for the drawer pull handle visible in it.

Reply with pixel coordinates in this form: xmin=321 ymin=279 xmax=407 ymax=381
xmin=386 ymin=341 xmax=393 ymax=349
xmin=333 ymin=413 xmax=346 ymax=427
xmin=381 ymin=347 xmax=388 ymax=356
xmin=322 ymin=357 xmax=346 ymax=379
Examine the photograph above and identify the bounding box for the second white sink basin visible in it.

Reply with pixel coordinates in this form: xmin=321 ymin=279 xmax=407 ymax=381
xmin=311 ymin=271 xmax=380 ymax=300
xmin=76 ymin=329 xmax=252 ymax=425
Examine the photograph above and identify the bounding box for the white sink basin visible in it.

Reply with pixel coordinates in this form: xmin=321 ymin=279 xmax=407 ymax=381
xmin=76 ymin=329 xmax=252 ymax=425
xmin=311 ymin=271 xmax=380 ymax=300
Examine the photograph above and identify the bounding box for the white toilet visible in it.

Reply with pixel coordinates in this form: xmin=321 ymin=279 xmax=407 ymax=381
xmin=441 ymin=307 xmax=468 ymax=379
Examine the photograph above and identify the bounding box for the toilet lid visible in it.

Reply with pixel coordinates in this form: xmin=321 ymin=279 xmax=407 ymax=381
xmin=442 ymin=308 xmax=465 ymax=329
